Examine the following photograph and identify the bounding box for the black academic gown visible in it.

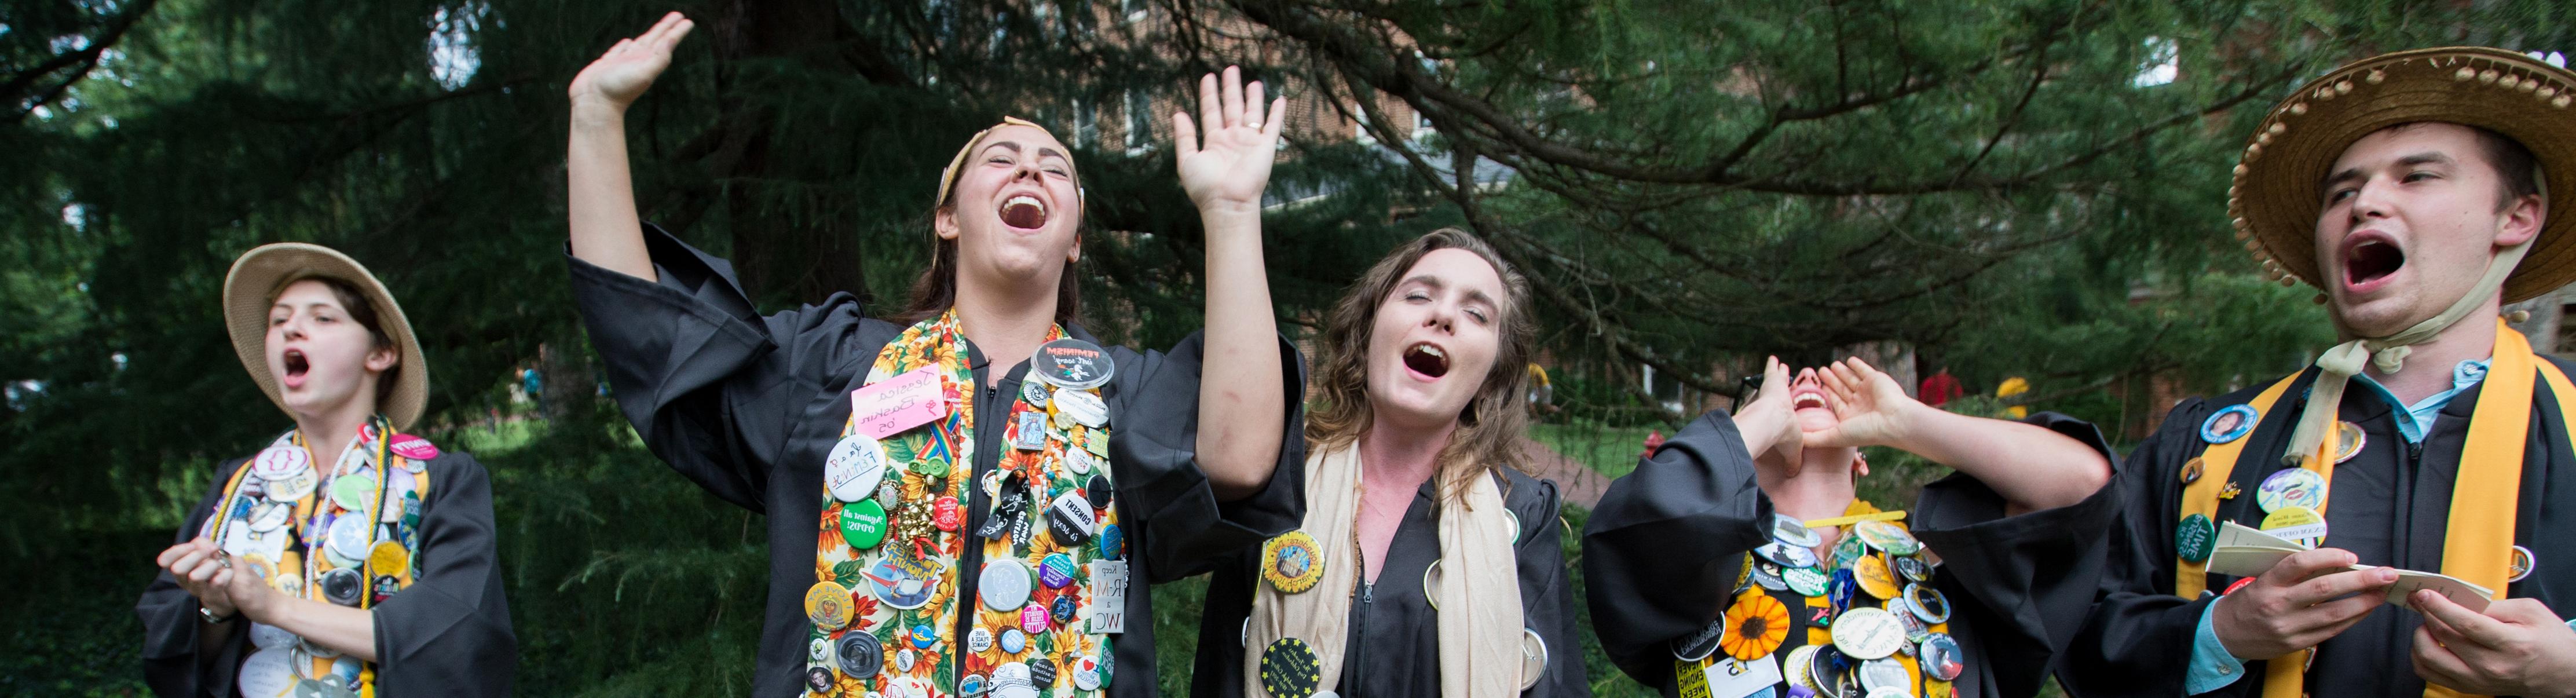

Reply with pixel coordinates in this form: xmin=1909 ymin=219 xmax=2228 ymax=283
xmin=2062 ymin=361 xmax=2576 ymax=698
xmin=1583 ymin=410 xmax=2121 ymax=698
xmin=135 ymin=449 xmax=518 ymax=697
xmin=565 ymin=224 xmax=1308 ymax=698
xmin=1188 ymin=466 xmax=1591 ymax=697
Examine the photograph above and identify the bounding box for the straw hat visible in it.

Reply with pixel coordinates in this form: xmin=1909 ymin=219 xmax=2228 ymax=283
xmin=2230 ymin=46 xmax=2576 ymax=304
xmin=221 ymin=243 xmax=430 ymax=430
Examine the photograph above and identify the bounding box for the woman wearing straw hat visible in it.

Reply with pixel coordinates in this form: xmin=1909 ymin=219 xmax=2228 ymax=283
xmin=1188 ymin=229 xmax=1588 ymax=698
xmin=2063 ymin=47 xmax=2576 ymax=697
xmin=137 ymin=243 xmax=517 ymax=697
xmin=560 ymin=13 xmax=1302 ymax=698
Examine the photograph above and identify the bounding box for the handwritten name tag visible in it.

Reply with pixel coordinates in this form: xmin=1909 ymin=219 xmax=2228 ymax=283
xmin=851 ymin=367 xmax=950 ymax=439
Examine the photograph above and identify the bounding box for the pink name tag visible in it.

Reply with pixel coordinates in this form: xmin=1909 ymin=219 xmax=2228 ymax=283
xmin=851 ymin=367 xmax=951 ymax=439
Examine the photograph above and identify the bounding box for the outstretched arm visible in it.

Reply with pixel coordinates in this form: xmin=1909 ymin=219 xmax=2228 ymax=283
xmin=1805 ymin=357 xmax=2109 ymax=514
xmin=1174 ymin=67 xmax=1289 ymax=500
xmin=566 ymin=12 xmax=694 ymax=282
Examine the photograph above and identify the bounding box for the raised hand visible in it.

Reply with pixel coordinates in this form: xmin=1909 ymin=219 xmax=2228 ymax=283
xmin=1736 ymin=356 xmax=1802 ymax=470
xmin=1173 ymin=66 xmax=1287 ymax=218
xmin=1805 ymin=357 xmax=1927 ymax=450
xmin=568 ymin=12 xmax=694 ymax=113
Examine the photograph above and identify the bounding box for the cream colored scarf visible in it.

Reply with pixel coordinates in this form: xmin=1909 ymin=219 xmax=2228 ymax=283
xmin=1243 ymin=442 xmax=1525 ymax=697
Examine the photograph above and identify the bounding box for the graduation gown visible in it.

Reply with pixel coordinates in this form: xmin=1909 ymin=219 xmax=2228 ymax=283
xmin=135 ymin=449 xmax=518 ymax=697
xmin=2062 ymin=361 xmax=2576 ymax=697
xmin=565 ymin=224 xmax=1308 ymax=698
xmin=1187 ymin=466 xmax=1591 ymax=697
xmin=1583 ymin=410 xmax=2121 ymax=698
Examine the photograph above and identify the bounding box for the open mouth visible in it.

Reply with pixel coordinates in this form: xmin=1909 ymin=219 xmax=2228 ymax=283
xmin=1402 ymin=342 xmax=1450 ymax=379
xmin=1790 ymin=375 xmax=1828 ymax=411
xmin=2343 ymin=233 xmax=2406 ymax=289
xmin=280 ymin=349 xmax=310 ymax=389
xmin=1000 ymin=194 xmax=1049 ymax=231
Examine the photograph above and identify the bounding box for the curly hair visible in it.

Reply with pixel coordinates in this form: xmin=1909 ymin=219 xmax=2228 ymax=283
xmin=1306 ymin=228 xmax=1539 ymax=505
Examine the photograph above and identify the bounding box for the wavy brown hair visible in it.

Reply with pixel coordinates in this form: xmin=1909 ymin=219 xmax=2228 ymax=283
xmin=1307 ymin=228 xmax=1538 ymax=504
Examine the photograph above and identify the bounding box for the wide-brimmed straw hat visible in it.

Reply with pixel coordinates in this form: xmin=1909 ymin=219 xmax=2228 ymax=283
xmin=221 ymin=243 xmax=429 ymax=430
xmin=2231 ymin=46 xmax=2576 ymax=304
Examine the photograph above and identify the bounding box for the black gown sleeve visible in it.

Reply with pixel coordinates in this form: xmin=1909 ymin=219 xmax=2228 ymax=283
xmin=137 ymin=458 xmax=249 ymax=697
xmin=1579 ymin=410 xmax=1773 ymax=686
xmin=1103 ymin=331 xmax=1309 ymax=583
xmin=1511 ymin=474 xmax=1592 ymax=698
xmin=2058 ymin=398 xmax=2227 ymax=698
xmin=1908 ymin=412 xmax=2123 ymax=698
xmin=566 ymin=224 xmax=885 ymax=511
xmin=374 ymin=451 xmax=517 ymax=696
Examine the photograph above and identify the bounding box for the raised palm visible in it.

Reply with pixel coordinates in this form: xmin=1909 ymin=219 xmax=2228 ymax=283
xmin=1807 ymin=358 xmax=1920 ymax=449
xmin=1173 ymin=66 xmax=1286 ymax=215
xmin=568 ymin=12 xmax=693 ymax=111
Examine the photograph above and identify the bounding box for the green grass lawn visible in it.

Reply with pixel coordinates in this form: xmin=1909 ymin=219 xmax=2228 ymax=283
xmin=1530 ymin=421 xmax=1664 ymax=479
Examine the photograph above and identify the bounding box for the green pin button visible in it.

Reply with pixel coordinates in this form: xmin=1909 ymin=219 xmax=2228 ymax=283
xmin=841 ymin=499 xmax=888 ymax=550
xmin=2176 ymin=513 xmax=2216 ymax=563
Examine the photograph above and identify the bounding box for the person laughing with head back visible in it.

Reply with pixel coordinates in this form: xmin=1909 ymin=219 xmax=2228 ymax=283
xmin=1583 ymin=354 xmax=2116 ymax=698
xmin=559 ymin=13 xmax=1305 ymax=698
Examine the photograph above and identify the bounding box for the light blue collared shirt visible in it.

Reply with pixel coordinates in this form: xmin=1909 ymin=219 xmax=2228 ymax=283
xmin=2183 ymin=358 xmax=2490 ymax=692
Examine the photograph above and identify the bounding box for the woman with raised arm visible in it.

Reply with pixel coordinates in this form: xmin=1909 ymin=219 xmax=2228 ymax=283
xmin=560 ymin=13 xmax=1304 ymax=698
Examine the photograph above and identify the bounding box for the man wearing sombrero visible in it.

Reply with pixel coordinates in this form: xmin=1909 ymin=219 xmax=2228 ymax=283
xmin=137 ymin=243 xmax=517 ymax=696
xmin=2063 ymin=48 xmax=2576 ymax=696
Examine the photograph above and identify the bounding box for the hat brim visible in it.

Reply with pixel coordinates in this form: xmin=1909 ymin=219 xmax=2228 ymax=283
xmin=2232 ymin=46 xmax=2576 ymax=304
xmin=221 ymin=243 xmax=430 ymax=431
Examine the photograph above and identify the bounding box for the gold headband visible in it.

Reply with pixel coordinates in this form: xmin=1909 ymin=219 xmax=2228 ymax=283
xmin=933 ymin=116 xmax=1083 ymax=210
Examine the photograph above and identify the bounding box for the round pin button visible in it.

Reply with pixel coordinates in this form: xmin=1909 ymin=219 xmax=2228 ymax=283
xmin=2176 ymin=513 xmax=2217 ymax=563
xmin=961 ymin=673 xmax=989 ymax=696
xmin=1051 ymin=595 xmax=1077 ymax=623
xmin=1858 ymin=657 xmax=1910 ymax=693
xmin=2201 ymin=404 xmax=2257 ymax=444
xmin=1258 ymin=638 xmax=1322 ymax=698
xmin=1049 ymin=492 xmax=1098 ymax=546
xmin=1829 ymin=606 xmax=1907 ymax=660
xmin=1019 ymin=604 xmax=1051 ymax=634
xmin=999 ymin=627 xmax=1027 ymax=654
xmin=1097 ymin=523 xmax=1125 ymax=561
xmin=1520 ymin=627 xmax=1549 ymax=690
xmin=1852 ymin=521 xmax=1922 ymax=556
xmin=934 ymin=496 xmax=964 ymax=532
xmin=2260 ymin=505 xmax=2329 ymax=546
xmin=367 ymin=542 xmax=409 ymax=576
xmin=1904 ymin=583 xmax=1952 ymax=624
xmin=968 ymin=627 xmax=995 ymax=653
xmin=1029 ymin=656 xmax=1058 ymax=686
xmin=895 ymin=648 xmax=916 ymax=672
xmin=839 ymin=632 xmax=882 ymax=678
xmin=1919 ymin=633 xmax=1965 ymax=681
xmin=1071 ymin=656 xmax=1102 ymax=690
xmin=825 ymin=434 xmax=891 ymax=503
xmin=254 ymin=445 xmax=312 ymax=481
xmin=806 ymin=667 xmax=833 ymax=693
xmin=805 ymin=581 xmax=855 ymax=629
xmin=808 ymin=637 xmax=832 ymax=664
xmin=327 ymin=515 xmax=374 ymax=562
xmin=268 ymin=470 xmax=319 ymax=503
xmin=2333 ymin=421 xmax=2366 ymax=463
xmin=2511 ymin=545 xmax=2537 ymax=583
xmin=328 ymin=471 xmax=377 ymax=513
xmin=1085 ymin=475 xmax=1114 ymax=509
xmin=1894 ymin=555 xmax=1932 ymax=583
xmin=1263 ymin=531 xmax=1327 ymax=593
xmin=840 ymin=499 xmax=888 ymax=549
xmin=1854 ymin=555 xmax=1901 ymax=600
xmin=981 ymin=559 xmax=1034 ymax=611
xmin=1769 ymin=513 xmax=1824 ymax=548
xmin=2257 ymin=468 xmax=2326 ymax=513
xmin=1040 ymin=553 xmax=1078 ymax=589
xmin=1033 ymin=338 xmax=1115 ymax=389
xmin=1783 ymin=566 xmax=1830 ymax=597
xmin=1756 ymin=540 xmax=1821 ymax=569
xmin=2180 ymin=456 xmax=2206 ymax=485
